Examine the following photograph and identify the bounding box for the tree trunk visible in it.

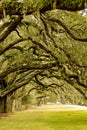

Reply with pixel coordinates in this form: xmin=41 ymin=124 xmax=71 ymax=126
xmin=0 ymin=96 xmax=7 ymax=113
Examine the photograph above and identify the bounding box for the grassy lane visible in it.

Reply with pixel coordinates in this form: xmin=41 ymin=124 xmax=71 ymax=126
xmin=0 ymin=107 xmax=87 ymax=130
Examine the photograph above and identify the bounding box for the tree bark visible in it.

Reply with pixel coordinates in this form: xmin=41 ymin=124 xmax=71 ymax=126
xmin=0 ymin=96 xmax=7 ymax=113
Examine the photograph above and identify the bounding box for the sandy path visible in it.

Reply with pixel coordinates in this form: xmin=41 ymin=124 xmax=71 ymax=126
xmin=35 ymin=104 xmax=87 ymax=111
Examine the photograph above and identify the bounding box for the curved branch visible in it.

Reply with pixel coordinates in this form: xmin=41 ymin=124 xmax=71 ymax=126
xmin=11 ymin=46 xmax=24 ymax=52
xmin=0 ymin=70 xmax=42 ymax=97
xmin=48 ymin=17 xmax=87 ymax=42
xmin=40 ymin=14 xmax=58 ymax=48
xmin=0 ymin=61 xmax=57 ymax=79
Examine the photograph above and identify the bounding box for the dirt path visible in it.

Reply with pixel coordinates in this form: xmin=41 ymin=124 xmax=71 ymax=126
xmin=0 ymin=104 xmax=87 ymax=118
xmin=35 ymin=104 xmax=87 ymax=111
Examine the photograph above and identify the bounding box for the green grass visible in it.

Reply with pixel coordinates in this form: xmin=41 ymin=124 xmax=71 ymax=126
xmin=0 ymin=109 xmax=87 ymax=130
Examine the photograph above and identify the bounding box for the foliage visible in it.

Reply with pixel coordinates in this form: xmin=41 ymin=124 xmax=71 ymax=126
xmin=59 ymin=0 xmax=84 ymax=9
xmin=2 ymin=0 xmax=22 ymax=10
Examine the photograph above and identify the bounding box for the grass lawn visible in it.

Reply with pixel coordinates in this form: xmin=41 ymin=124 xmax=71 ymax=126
xmin=0 ymin=106 xmax=87 ymax=130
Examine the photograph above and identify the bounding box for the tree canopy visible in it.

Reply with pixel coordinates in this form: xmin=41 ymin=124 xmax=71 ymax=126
xmin=0 ymin=0 xmax=86 ymax=18
xmin=0 ymin=0 xmax=87 ymax=112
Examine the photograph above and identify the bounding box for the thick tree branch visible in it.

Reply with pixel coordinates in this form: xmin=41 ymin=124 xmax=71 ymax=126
xmin=0 ymin=16 xmax=23 ymax=42
xmin=0 ymin=70 xmax=42 ymax=97
xmin=0 ymin=61 xmax=57 ymax=79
